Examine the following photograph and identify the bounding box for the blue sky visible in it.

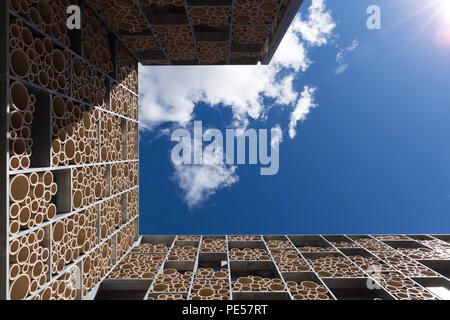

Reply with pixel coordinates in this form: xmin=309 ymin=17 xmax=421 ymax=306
xmin=138 ymin=0 xmax=450 ymax=235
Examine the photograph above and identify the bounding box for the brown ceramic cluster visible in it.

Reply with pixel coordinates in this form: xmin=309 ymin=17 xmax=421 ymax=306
xmin=152 ymin=269 xmax=192 ymax=292
xmin=271 ymin=249 xmax=310 ymax=272
xmin=374 ymin=252 xmax=438 ymax=277
xmin=87 ymin=0 xmax=148 ymax=33
xmin=116 ymin=221 xmax=137 ymax=258
xmin=52 ymin=207 xmax=98 ymax=273
xmin=51 ymin=96 xmax=99 ymax=166
xmin=232 ymin=276 xmax=286 ymax=292
xmin=131 ymin=243 xmax=169 ymax=253
xmin=197 ymin=42 xmax=229 ymax=64
xmin=9 ymin=81 xmax=35 ymax=170
xmin=195 ymin=268 xmax=229 ymax=279
xmin=297 ymin=246 xmax=336 ymax=253
xmin=348 ymin=255 xmax=392 ymax=272
xmin=287 ymin=280 xmax=330 ymax=300
xmin=228 ymin=235 xmax=261 ymax=241
xmin=72 ymin=165 xmax=108 ymax=210
xmin=34 ymin=266 xmax=78 ymax=300
xmin=266 ymin=240 xmax=294 ymax=249
xmin=111 ymin=162 xmax=139 ymax=194
xmin=72 ymin=56 xmax=107 ymax=107
xmin=168 ymin=246 xmax=198 ymax=261
xmin=99 ymin=111 xmax=123 ymax=162
xmin=200 ymin=239 xmax=227 ymax=252
xmin=82 ymin=239 xmax=114 ymax=297
xmin=329 ymin=241 xmax=360 ymax=248
xmin=232 ymin=25 xmax=269 ymax=44
xmin=189 ymin=7 xmax=232 ymax=26
xmin=9 ymin=20 xmax=70 ymax=95
xmin=82 ymin=8 xmax=113 ymax=74
xmin=9 ymin=172 xmax=57 ymax=235
xmin=10 ymin=0 xmax=71 ymax=46
xmin=109 ymin=253 xmax=164 ymax=279
xmin=147 ymin=293 xmax=185 ymax=300
xmin=110 ymin=83 xmax=138 ymax=120
xmin=234 ymin=0 xmax=279 ymax=25
xmin=9 ymin=228 xmax=49 ymax=300
xmin=229 ymin=248 xmax=271 ymax=261
xmin=117 ymin=43 xmax=138 ymax=93
xmin=191 ymin=280 xmax=230 ymax=300
xmin=379 ymin=272 xmax=437 ymax=300
xmin=307 ymin=256 xmax=365 ymax=278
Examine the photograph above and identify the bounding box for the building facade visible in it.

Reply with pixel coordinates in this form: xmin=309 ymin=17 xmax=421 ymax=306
xmin=1 ymin=0 xmax=449 ymax=300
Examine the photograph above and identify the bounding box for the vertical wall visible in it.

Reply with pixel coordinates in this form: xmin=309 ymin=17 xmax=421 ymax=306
xmin=3 ymin=0 xmax=139 ymax=300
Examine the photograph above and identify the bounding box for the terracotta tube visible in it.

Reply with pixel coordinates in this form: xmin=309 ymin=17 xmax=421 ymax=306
xmin=30 ymin=280 xmax=39 ymax=295
xmin=13 ymin=140 xmax=28 ymax=158
xmin=34 ymin=212 xmax=44 ymax=225
xmin=26 ymin=231 xmax=36 ymax=246
xmin=22 ymin=26 xmax=34 ymax=48
xmin=52 ymin=96 xmax=65 ymax=118
xmin=52 ymin=49 xmax=65 ymax=73
xmin=64 ymin=138 xmax=75 ymax=160
xmin=22 ymin=111 xmax=33 ymax=126
xmin=52 ymin=220 xmax=64 ymax=243
xmin=9 ymin=274 xmax=30 ymax=300
xmin=10 ymin=263 xmax=21 ymax=281
xmin=10 ymin=49 xmax=29 ymax=78
xmin=41 ymin=248 xmax=49 ymax=261
xmin=32 ymin=38 xmax=44 ymax=56
xmin=10 ymin=174 xmax=30 ymax=202
xmin=10 ymin=111 xmax=23 ymax=131
xmin=10 ymin=202 xmax=21 ymax=220
xmin=29 ymin=199 xmax=39 ymax=214
xmin=36 ymin=228 xmax=44 ymax=242
xmin=29 ymin=7 xmax=42 ymax=28
xmin=52 ymin=139 xmax=60 ymax=155
xmin=10 ymin=156 xmax=21 ymax=170
xmin=73 ymin=57 xmax=82 ymax=77
xmin=83 ymin=256 xmax=91 ymax=274
xmin=10 ymin=23 xmax=20 ymax=38
xmin=10 ymin=81 xmax=29 ymax=111
xmin=9 ymin=238 xmax=21 ymax=256
xmin=31 ymin=261 xmax=44 ymax=280
xmin=38 ymin=70 xmax=49 ymax=87
xmin=20 ymin=156 xmax=30 ymax=170
xmin=73 ymin=190 xmax=82 ymax=209
xmin=41 ymin=287 xmax=52 ymax=300
xmin=32 ymin=182 xmax=45 ymax=199
xmin=43 ymin=190 xmax=51 ymax=202
xmin=41 ymin=171 xmax=53 ymax=187
xmin=11 ymin=245 xmax=29 ymax=265
xmin=46 ymin=203 xmax=56 ymax=220
xmin=37 ymin=0 xmax=52 ymax=24
xmin=26 ymin=218 xmax=35 ymax=229
xmin=43 ymin=38 xmax=53 ymax=54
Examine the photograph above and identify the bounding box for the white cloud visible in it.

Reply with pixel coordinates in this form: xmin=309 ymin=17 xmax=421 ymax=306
xmin=294 ymin=0 xmax=336 ymax=47
xmin=139 ymin=0 xmax=336 ymax=207
xmin=172 ymin=146 xmax=239 ymax=209
xmin=336 ymin=39 xmax=359 ymax=64
xmin=289 ymin=86 xmax=317 ymax=139
xmin=271 ymin=125 xmax=283 ymax=149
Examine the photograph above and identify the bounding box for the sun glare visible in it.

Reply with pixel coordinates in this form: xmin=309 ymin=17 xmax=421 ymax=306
xmin=438 ymin=0 xmax=450 ymax=23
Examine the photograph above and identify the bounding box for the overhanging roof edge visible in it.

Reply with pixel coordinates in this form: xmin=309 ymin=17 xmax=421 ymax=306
xmin=261 ymin=0 xmax=304 ymax=65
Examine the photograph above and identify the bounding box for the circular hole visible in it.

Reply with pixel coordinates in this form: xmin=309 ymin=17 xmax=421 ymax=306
xmin=10 ymin=49 xmax=29 ymax=78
